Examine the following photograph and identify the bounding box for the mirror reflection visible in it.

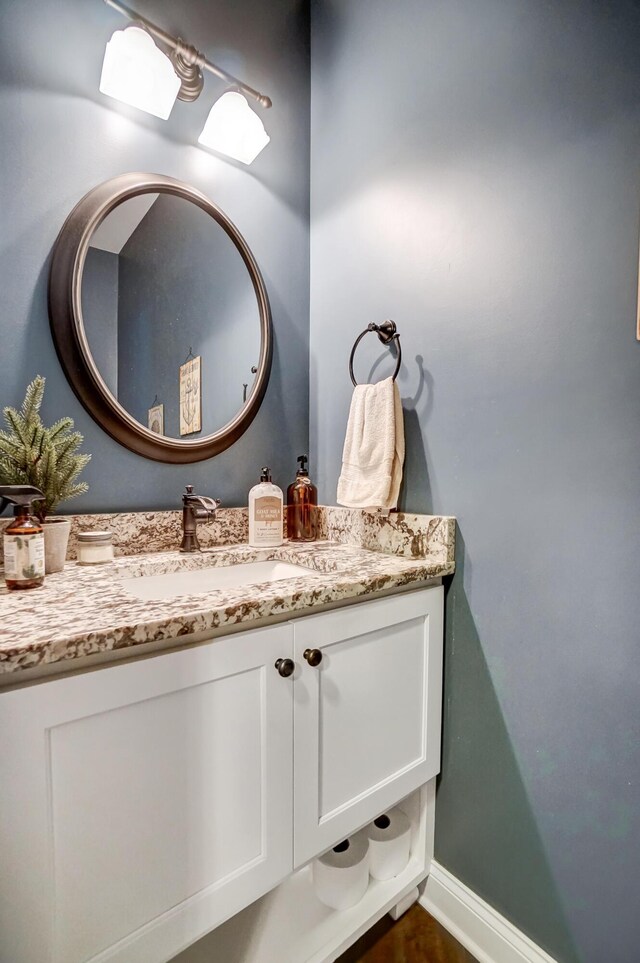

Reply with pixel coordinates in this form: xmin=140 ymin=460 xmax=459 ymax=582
xmin=81 ymin=192 xmax=261 ymax=439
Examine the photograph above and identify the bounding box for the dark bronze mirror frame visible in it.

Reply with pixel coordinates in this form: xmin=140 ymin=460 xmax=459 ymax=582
xmin=48 ymin=172 xmax=273 ymax=463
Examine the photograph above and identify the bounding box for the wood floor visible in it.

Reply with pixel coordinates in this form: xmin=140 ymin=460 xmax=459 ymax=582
xmin=336 ymin=905 xmax=478 ymax=963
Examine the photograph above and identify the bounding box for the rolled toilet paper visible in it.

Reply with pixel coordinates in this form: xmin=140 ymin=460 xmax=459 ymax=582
xmin=312 ymin=832 xmax=370 ymax=910
xmin=366 ymin=807 xmax=412 ymax=880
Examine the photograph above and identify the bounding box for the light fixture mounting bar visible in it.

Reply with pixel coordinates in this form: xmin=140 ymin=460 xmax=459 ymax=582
xmin=103 ymin=0 xmax=272 ymax=108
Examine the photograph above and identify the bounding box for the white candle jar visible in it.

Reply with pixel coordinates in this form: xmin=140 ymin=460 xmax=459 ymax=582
xmin=77 ymin=531 xmax=114 ymax=565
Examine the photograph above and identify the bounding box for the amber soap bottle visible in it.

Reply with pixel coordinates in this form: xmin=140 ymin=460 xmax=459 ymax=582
xmin=286 ymin=455 xmax=317 ymax=542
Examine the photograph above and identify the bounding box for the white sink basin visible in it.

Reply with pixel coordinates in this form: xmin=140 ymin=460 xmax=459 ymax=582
xmin=119 ymin=560 xmax=319 ymax=601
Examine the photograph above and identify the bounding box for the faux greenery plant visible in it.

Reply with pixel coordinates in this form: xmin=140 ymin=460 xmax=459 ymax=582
xmin=0 ymin=376 xmax=91 ymax=522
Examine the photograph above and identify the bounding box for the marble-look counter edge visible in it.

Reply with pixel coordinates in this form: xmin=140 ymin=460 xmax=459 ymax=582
xmin=0 ymin=541 xmax=454 ymax=683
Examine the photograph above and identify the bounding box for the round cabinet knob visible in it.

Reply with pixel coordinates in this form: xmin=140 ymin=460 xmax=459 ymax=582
xmin=275 ymin=658 xmax=295 ymax=678
xmin=303 ymin=648 xmax=323 ymax=667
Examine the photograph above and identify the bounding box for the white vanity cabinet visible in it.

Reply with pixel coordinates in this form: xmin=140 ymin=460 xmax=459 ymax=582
xmin=292 ymin=589 xmax=443 ymax=866
xmin=0 ymin=586 xmax=443 ymax=963
xmin=0 ymin=625 xmax=294 ymax=963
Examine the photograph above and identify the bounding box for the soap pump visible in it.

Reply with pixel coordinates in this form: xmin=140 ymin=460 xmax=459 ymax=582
xmin=286 ymin=454 xmax=317 ymax=542
xmin=0 ymin=485 xmax=46 ymax=590
xmin=248 ymin=468 xmax=284 ymax=547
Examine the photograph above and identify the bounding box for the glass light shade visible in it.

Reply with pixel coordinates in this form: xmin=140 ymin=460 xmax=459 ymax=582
xmin=198 ymin=91 xmax=270 ymax=165
xmin=100 ymin=26 xmax=181 ymax=120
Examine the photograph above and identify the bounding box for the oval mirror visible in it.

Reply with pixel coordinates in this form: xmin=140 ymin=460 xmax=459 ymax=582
xmin=48 ymin=173 xmax=272 ymax=463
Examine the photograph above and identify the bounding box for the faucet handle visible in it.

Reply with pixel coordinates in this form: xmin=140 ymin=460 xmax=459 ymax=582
xmin=199 ymin=496 xmax=221 ymax=513
xmin=182 ymin=487 xmax=220 ymax=514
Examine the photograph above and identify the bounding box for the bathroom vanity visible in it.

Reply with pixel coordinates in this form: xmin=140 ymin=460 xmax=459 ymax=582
xmin=0 ymin=508 xmax=454 ymax=963
xmin=0 ymin=153 xmax=459 ymax=962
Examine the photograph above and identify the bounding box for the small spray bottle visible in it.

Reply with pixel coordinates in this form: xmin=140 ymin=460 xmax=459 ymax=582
xmin=0 ymin=485 xmax=46 ymax=590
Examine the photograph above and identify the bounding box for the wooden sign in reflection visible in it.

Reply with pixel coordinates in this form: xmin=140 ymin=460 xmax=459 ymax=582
xmin=179 ymin=356 xmax=202 ymax=436
xmin=148 ymin=403 xmax=164 ymax=436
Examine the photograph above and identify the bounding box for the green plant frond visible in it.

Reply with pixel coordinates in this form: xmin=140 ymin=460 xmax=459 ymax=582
xmin=0 ymin=460 xmax=28 ymax=485
xmin=73 ymin=452 xmax=92 ymax=472
xmin=33 ymin=423 xmax=46 ymax=453
xmin=20 ymin=376 xmax=45 ymax=423
xmin=3 ymin=408 xmax=33 ymax=449
xmin=63 ymin=483 xmax=89 ymax=501
xmin=28 ymin=420 xmax=45 ymax=453
xmin=56 ymin=457 xmax=87 ymax=492
xmin=2 ymin=470 xmax=29 ymax=487
xmin=47 ymin=417 xmax=74 ymax=442
xmin=1 ymin=377 xmax=90 ymax=517
xmin=54 ymin=427 xmax=84 ymax=449
xmin=0 ymin=430 xmax=17 ymax=448
xmin=39 ymin=445 xmax=57 ymax=485
xmin=51 ymin=431 xmax=81 ymax=459
xmin=0 ymin=432 xmax=29 ymax=467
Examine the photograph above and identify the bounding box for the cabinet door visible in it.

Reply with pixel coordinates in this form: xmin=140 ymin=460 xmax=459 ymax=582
xmin=292 ymin=588 xmax=443 ymax=866
xmin=0 ymin=624 xmax=294 ymax=963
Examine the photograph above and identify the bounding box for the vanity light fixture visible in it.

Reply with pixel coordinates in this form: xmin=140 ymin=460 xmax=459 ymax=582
xmin=100 ymin=25 xmax=181 ymax=119
xmin=198 ymin=91 xmax=270 ymax=165
xmin=100 ymin=0 xmax=272 ymax=163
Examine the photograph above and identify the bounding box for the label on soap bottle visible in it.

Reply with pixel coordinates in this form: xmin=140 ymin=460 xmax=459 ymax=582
xmin=253 ymin=496 xmax=282 ymax=544
xmin=3 ymin=533 xmax=45 ymax=581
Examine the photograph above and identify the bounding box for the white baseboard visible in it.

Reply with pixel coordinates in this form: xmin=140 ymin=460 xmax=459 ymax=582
xmin=420 ymin=861 xmax=558 ymax=963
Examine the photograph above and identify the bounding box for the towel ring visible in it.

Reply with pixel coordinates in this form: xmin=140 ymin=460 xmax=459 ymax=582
xmin=349 ymin=320 xmax=402 ymax=387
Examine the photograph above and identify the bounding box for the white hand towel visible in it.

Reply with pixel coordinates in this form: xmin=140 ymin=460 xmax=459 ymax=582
xmin=337 ymin=377 xmax=405 ymax=510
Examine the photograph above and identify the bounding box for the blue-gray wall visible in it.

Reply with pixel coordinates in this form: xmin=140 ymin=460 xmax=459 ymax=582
xmin=310 ymin=2 xmax=640 ymax=962
xmin=0 ymin=0 xmax=309 ymax=509
xmin=83 ymin=247 xmax=119 ymax=396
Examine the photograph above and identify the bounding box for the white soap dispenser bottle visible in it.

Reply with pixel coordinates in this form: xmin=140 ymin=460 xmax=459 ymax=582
xmin=248 ymin=467 xmax=283 ymax=547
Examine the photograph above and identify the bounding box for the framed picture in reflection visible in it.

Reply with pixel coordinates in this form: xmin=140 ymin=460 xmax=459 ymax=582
xmin=148 ymin=403 xmax=164 ymax=436
xmin=179 ymin=355 xmax=202 ymax=435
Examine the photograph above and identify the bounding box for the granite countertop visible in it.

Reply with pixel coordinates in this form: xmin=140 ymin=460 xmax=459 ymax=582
xmin=0 ymin=539 xmax=454 ymax=681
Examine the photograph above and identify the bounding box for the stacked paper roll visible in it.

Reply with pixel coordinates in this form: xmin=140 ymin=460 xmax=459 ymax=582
xmin=366 ymin=807 xmax=412 ymax=880
xmin=312 ymin=832 xmax=370 ymax=910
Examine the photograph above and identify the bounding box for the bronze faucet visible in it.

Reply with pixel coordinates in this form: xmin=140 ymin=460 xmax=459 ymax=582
xmin=180 ymin=485 xmax=221 ymax=552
